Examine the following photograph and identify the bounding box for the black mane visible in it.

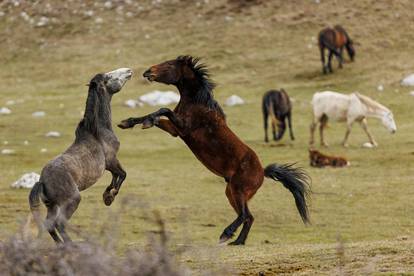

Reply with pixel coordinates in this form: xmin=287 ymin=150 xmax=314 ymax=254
xmin=75 ymin=74 xmax=112 ymax=141
xmin=177 ymin=56 xmax=225 ymax=118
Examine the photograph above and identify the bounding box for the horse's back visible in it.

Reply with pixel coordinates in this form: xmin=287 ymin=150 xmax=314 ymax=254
xmin=312 ymin=91 xmax=350 ymax=121
xmin=263 ymin=89 xmax=291 ymax=115
xmin=41 ymin=138 xmax=106 ymax=193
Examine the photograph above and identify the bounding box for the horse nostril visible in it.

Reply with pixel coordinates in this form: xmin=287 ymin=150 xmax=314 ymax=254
xmin=143 ymin=69 xmax=151 ymax=78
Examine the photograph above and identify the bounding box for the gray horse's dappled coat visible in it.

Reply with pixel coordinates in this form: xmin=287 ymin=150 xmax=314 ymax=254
xmin=29 ymin=68 xmax=132 ymax=243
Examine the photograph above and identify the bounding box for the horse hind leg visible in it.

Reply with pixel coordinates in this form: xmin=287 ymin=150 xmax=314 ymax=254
xmin=56 ymin=192 xmax=81 ymax=243
xmin=287 ymin=112 xmax=295 ymax=141
xmin=219 ymin=185 xmax=244 ymax=244
xmin=45 ymin=203 xmax=63 ymax=243
xmin=228 ymin=204 xmax=254 ymax=246
xmin=319 ymin=114 xmax=329 ymax=147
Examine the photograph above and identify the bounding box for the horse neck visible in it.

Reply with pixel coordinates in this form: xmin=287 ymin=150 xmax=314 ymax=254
xmin=363 ymin=104 xmax=388 ymax=119
xmin=176 ymin=78 xmax=203 ymax=105
xmin=83 ymin=89 xmax=112 ymax=136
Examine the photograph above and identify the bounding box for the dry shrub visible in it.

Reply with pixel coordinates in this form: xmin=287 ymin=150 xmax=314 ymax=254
xmin=0 ymin=211 xmax=190 ymax=276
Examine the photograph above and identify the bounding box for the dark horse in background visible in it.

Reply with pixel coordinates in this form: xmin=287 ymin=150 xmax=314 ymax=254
xmin=262 ymin=89 xmax=294 ymax=143
xmin=319 ymin=25 xmax=355 ymax=74
xmin=29 ymin=68 xmax=133 ymax=243
xmin=118 ymin=56 xmax=311 ymax=245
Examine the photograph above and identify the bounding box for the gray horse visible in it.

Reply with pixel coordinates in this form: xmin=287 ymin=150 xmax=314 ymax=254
xmin=29 ymin=68 xmax=133 ymax=243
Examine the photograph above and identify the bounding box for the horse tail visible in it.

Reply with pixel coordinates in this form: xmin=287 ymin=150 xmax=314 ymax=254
xmin=264 ymin=163 xmax=311 ymax=224
xmin=29 ymin=181 xmax=44 ymax=233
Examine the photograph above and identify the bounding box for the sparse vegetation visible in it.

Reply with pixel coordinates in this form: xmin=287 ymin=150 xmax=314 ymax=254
xmin=1 ymin=0 xmax=414 ymax=274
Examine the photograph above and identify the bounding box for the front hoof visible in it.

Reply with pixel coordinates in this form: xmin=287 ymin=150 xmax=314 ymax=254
xmin=118 ymin=118 xmax=135 ymax=129
xmin=142 ymin=117 xmax=155 ymax=129
xmin=103 ymin=189 xmax=117 ymax=206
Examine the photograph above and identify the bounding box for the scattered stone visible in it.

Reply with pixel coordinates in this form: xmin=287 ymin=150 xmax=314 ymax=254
xmin=11 ymin=172 xmax=40 ymax=189
xmin=6 ymin=100 xmax=15 ymax=105
xmin=144 ymin=34 xmax=150 ymax=39
xmin=225 ymin=95 xmax=245 ymax=106
xmin=139 ymin=91 xmax=180 ymax=106
xmin=84 ymin=10 xmax=94 ymax=17
xmin=95 ymin=17 xmax=103 ymax=24
xmin=0 ymin=107 xmax=11 ymax=115
xmin=362 ymin=142 xmax=375 ymax=148
xmin=32 ymin=111 xmax=46 ymax=117
xmin=1 ymin=149 xmax=15 ymax=155
xmin=401 ymin=74 xmax=414 ymax=86
xmin=40 ymin=148 xmax=47 ymax=153
xmin=3 ymin=141 xmax=8 ymax=145
xmin=36 ymin=16 xmax=49 ymax=27
xmin=45 ymin=131 xmax=61 ymax=138
xmin=104 ymin=1 xmax=113 ymax=9
xmin=377 ymin=84 xmax=384 ymax=92
xmin=409 ymin=91 xmax=414 ymax=96
xmin=124 ymin=99 xmax=143 ymax=108
xmin=23 ymin=140 xmax=29 ymax=145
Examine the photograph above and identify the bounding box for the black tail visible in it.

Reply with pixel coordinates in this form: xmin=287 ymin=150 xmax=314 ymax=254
xmin=29 ymin=181 xmax=44 ymax=232
xmin=264 ymin=163 xmax=311 ymax=224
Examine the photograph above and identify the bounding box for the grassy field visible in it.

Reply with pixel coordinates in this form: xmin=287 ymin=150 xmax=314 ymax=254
xmin=1 ymin=0 xmax=414 ymax=274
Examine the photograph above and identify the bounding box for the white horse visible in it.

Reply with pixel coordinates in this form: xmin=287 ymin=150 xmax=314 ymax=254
xmin=310 ymin=91 xmax=396 ymax=147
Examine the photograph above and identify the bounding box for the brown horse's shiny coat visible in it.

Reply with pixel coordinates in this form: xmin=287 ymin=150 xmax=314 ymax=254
xmin=119 ymin=56 xmax=311 ymax=245
xmin=319 ymin=25 xmax=355 ymax=74
xmin=309 ymin=149 xmax=349 ymax=168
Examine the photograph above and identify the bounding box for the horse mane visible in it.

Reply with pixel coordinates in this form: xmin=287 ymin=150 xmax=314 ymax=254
xmin=177 ymin=55 xmax=225 ymax=117
xmin=354 ymin=93 xmax=390 ymax=113
xmin=76 ymin=74 xmax=112 ymax=140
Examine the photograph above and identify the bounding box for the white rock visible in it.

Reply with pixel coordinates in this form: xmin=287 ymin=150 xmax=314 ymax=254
xmin=104 ymin=1 xmax=112 ymax=9
xmin=23 ymin=140 xmax=29 ymax=145
xmin=139 ymin=91 xmax=180 ymax=106
xmin=40 ymin=148 xmax=47 ymax=153
xmin=225 ymin=95 xmax=245 ymax=106
xmin=124 ymin=99 xmax=143 ymax=108
xmin=6 ymin=100 xmax=15 ymax=105
xmin=401 ymin=74 xmax=414 ymax=86
xmin=36 ymin=16 xmax=49 ymax=27
xmin=377 ymin=84 xmax=384 ymax=92
xmin=1 ymin=149 xmax=15 ymax=155
xmin=45 ymin=131 xmax=61 ymax=138
xmin=3 ymin=141 xmax=8 ymax=145
xmin=409 ymin=91 xmax=414 ymax=96
xmin=144 ymin=34 xmax=150 ymax=39
xmin=0 ymin=107 xmax=11 ymax=115
xmin=0 ymin=11 xmax=5 ymax=17
xmin=11 ymin=172 xmax=40 ymax=189
xmin=95 ymin=17 xmax=103 ymax=24
xmin=84 ymin=10 xmax=94 ymax=17
xmin=32 ymin=111 xmax=46 ymax=117
xmin=362 ymin=142 xmax=375 ymax=148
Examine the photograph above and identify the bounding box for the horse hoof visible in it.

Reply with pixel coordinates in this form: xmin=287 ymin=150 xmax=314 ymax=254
xmin=103 ymin=193 xmax=115 ymax=206
xmin=219 ymin=232 xmax=233 ymax=244
xmin=142 ymin=118 xmax=154 ymax=129
xmin=118 ymin=120 xmax=132 ymax=129
xmin=228 ymin=241 xmax=244 ymax=246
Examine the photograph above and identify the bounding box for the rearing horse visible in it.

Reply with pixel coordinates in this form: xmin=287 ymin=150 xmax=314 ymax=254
xmin=118 ymin=56 xmax=311 ymax=245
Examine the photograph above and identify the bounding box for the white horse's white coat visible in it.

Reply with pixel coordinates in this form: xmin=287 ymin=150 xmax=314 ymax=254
xmin=310 ymin=91 xmax=396 ymax=147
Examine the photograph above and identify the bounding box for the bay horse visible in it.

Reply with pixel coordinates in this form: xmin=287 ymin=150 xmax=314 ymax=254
xmin=118 ymin=56 xmax=311 ymax=245
xmin=29 ymin=68 xmax=133 ymax=243
xmin=310 ymin=91 xmax=396 ymax=147
xmin=262 ymin=89 xmax=294 ymax=142
xmin=318 ymin=25 xmax=355 ymax=74
xmin=309 ymin=149 xmax=349 ymax=168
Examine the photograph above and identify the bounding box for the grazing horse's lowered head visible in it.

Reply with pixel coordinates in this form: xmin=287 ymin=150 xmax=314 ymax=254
xmin=29 ymin=67 xmax=132 ymax=244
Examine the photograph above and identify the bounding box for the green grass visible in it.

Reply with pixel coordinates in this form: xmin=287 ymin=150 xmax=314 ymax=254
xmin=1 ymin=0 xmax=414 ymax=274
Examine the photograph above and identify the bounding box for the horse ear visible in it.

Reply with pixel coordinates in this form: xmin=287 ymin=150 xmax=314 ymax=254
xmin=182 ymin=64 xmax=195 ymax=79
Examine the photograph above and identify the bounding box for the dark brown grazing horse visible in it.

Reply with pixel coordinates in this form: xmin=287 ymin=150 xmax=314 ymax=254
xmin=262 ymin=89 xmax=294 ymax=143
xmin=318 ymin=25 xmax=355 ymax=74
xmin=118 ymin=56 xmax=311 ymax=245
xmin=309 ymin=149 xmax=349 ymax=168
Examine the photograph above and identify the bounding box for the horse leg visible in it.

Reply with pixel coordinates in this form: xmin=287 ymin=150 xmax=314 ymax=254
xmin=228 ymin=204 xmax=254 ymax=246
xmin=319 ymin=115 xmax=329 ymax=147
xmin=45 ymin=204 xmax=62 ymax=243
xmin=309 ymin=120 xmax=317 ymax=146
xmin=219 ymin=184 xmax=244 ymax=244
xmin=342 ymin=121 xmax=354 ymax=147
xmin=103 ymin=159 xmax=126 ymax=206
xmin=287 ymin=111 xmax=295 ymax=140
xmin=271 ymin=117 xmax=277 ymax=141
xmin=360 ymin=118 xmax=378 ymax=146
xmin=263 ymin=111 xmax=269 ymax=143
xmin=56 ymin=192 xmax=81 ymax=243
xmin=328 ymin=51 xmax=334 ymax=73
xmin=338 ymin=47 xmax=344 ymax=68
xmin=320 ymin=46 xmax=327 ymax=74
xmin=275 ymin=118 xmax=286 ymax=141
xmin=119 ymin=108 xmax=184 ymax=132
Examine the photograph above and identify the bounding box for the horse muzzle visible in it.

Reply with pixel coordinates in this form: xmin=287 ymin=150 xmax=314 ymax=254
xmin=143 ymin=69 xmax=154 ymax=81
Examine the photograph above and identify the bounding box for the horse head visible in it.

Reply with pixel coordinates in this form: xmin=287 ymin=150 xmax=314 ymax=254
xmin=103 ymin=68 xmax=133 ymax=94
xmin=381 ymin=111 xmax=397 ymax=134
